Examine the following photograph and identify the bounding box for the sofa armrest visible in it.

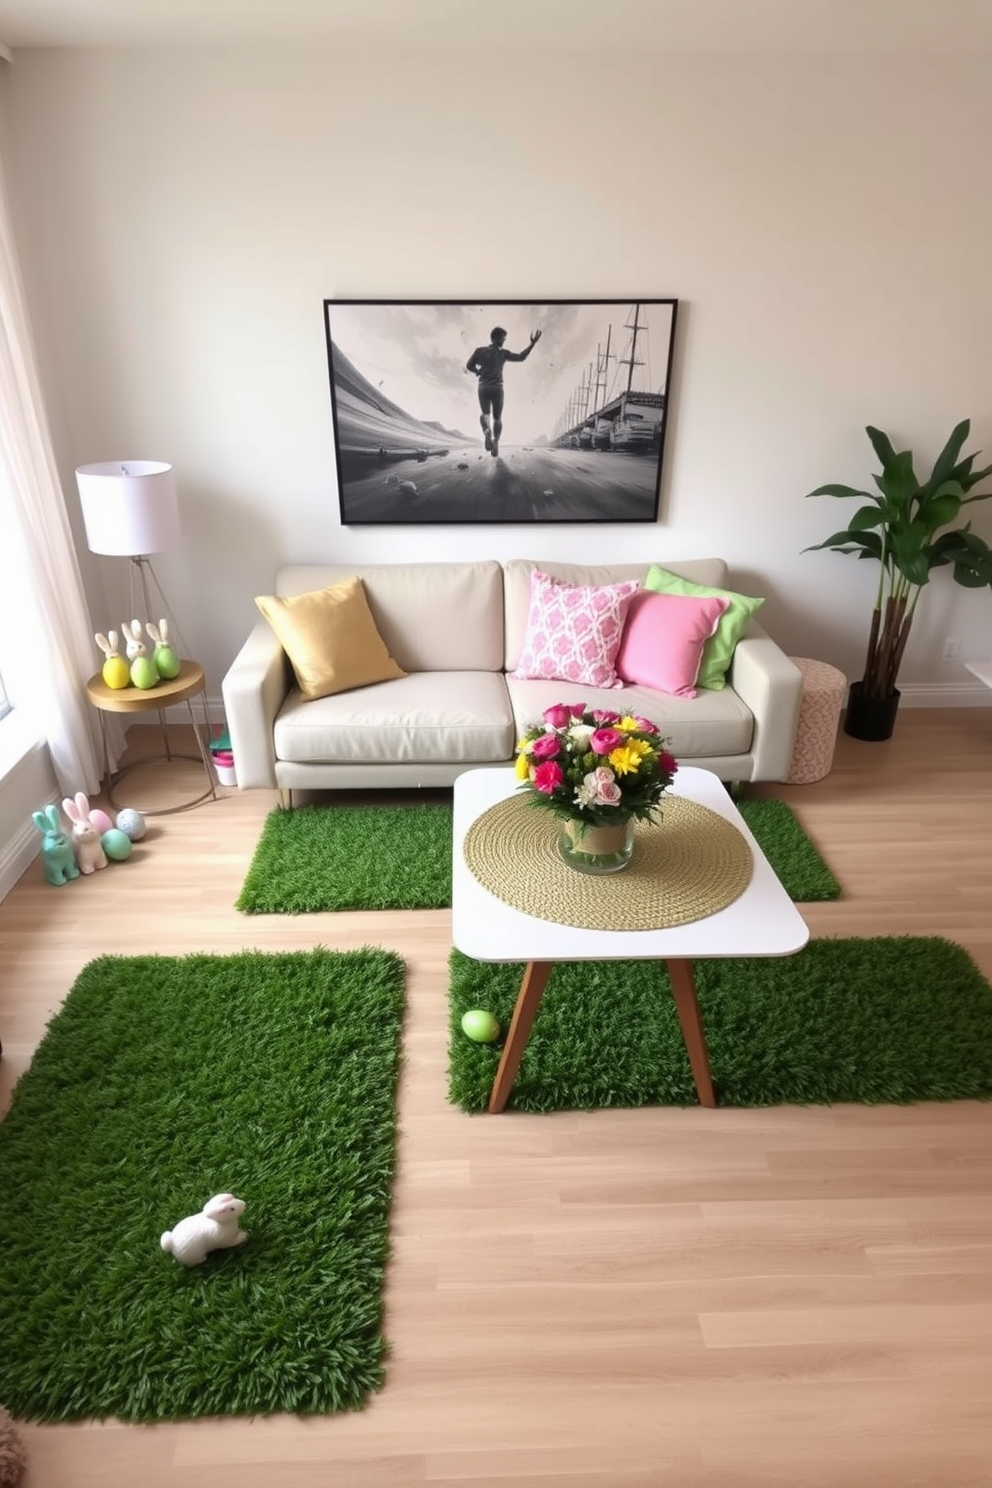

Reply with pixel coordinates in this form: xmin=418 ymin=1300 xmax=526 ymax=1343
xmin=727 ymin=625 xmax=803 ymax=782
xmin=220 ymin=621 xmax=290 ymax=789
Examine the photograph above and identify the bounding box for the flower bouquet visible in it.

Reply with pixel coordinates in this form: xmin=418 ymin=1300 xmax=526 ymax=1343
xmin=514 ymin=702 xmax=678 ymax=873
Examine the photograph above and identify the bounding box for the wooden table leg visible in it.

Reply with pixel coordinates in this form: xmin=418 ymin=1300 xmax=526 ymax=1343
xmin=666 ymin=957 xmax=716 ymax=1108
xmin=488 ymin=960 xmax=554 ymax=1114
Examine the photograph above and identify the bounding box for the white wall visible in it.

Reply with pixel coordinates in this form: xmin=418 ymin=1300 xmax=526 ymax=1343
xmin=3 ymin=44 xmax=992 ymax=705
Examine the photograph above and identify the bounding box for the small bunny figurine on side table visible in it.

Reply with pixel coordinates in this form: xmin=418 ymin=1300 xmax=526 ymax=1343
xmin=31 ymin=804 xmax=80 ymax=886
xmin=145 ymin=619 xmax=182 ymax=679
xmin=94 ymin=630 xmax=130 ymax=689
xmin=121 ymin=619 xmax=159 ymax=690
xmin=161 ymin=1194 xmax=249 ymax=1266
xmin=62 ymin=792 xmax=108 ymax=874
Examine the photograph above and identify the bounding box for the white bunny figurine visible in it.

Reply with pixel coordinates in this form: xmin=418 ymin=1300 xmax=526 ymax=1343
xmin=121 ymin=618 xmax=145 ymax=661
xmin=62 ymin=791 xmax=108 ymax=874
xmin=121 ymin=619 xmax=159 ymax=689
xmin=160 ymin=1193 xmax=249 ymax=1266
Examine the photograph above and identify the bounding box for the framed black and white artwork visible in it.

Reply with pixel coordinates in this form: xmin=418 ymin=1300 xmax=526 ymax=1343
xmin=323 ymin=298 xmax=678 ymax=525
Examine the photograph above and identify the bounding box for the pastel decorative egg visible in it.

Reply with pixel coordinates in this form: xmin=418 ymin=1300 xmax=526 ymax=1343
xmin=102 ymin=656 xmax=131 ymax=689
xmin=130 ymin=657 xmax=159 ymax=690
xmin=460 ymin=1009 xmax=501 ymax=1044
xmin=115 ymin=808 xmax=147 ymax=841
xmin=154 ymin=646 xmax=181 ymax=679
xmin=101 ymin=828 xmax=133 ymax=861
xmin=88 ymin=808 xmax=114 ymax=836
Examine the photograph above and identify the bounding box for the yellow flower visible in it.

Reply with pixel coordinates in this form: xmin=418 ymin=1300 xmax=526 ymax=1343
xmin=514 ymin=751 xmax=532 ymax=780
xmin=609 ymin=740 xmax=651 ymax=775
xmin=617 ymin=716 xmax=641 ymax=733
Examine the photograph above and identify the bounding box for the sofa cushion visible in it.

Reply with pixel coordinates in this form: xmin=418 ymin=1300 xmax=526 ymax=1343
xmin=274 ymin=561 xmax=505 ymax=673
xmin=273 ymin=671 xmax=515 ymax=764
xmin=615 ymin=590 xmax=730 ymax=698
xmin=645 ymin=564 xmax=765 ymax=691
xmin=512 ymin=571 xmax=641 ymax=689
xmin=254 ymin=576 xmax=405 ymax=701
xmin=503 ymin=559 xmax=730 ymax=672
xmin=505 ymin=676 xmax=754 ymax=761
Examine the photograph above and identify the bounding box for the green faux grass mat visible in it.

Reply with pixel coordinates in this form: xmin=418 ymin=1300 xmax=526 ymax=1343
xmin=448 ymin=938 xmax=992 ymax=1112
xmin=236 ymin=796 xmax=839 ymax=913
xmin=0 ymin=949 xmax=404 ymax=1422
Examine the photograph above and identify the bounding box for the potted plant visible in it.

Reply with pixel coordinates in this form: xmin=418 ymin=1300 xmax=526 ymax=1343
xmin=805 ymin=419 xmax=992 ymax=740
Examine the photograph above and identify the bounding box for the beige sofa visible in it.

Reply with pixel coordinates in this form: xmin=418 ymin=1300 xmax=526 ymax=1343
xmin=221 ymin=558 xmax=802 ymax=800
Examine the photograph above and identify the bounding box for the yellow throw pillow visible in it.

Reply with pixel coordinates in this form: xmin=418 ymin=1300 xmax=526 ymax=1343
xmin=254 ymin=576 xmax=406 ymax=700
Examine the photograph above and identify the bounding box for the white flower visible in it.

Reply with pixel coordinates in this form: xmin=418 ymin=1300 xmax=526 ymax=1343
xmin=574 ymin=774 xmax=599 ymax=808
xmin=568 ymin=723 xmax=594 ymax=748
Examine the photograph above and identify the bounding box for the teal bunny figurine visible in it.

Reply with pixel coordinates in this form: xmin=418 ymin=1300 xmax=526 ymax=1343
xmin=31 ymin=804 xmax=80 ymax=886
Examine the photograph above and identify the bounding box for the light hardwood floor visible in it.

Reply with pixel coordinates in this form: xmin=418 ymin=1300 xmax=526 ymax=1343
xmin=1 ymin=709 xmax=991 ymax=1488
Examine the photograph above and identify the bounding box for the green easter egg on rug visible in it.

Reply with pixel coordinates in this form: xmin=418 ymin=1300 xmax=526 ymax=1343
xmin=461 ymin=1009 xmax=501 ymax=1043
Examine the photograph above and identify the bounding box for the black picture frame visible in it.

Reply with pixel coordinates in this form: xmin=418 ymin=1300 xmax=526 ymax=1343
xmin=323 ymin=298 xmax=678 ymax=525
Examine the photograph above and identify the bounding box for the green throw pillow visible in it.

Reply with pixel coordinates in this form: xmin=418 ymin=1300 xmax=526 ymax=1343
xmin=645 ymin=565 xmax=765 ymax=690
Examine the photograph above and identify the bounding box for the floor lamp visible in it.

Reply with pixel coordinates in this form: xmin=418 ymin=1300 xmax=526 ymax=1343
xmin=75 ymin=459 xmax=187 ymax=655
xmin=75 ymin=460 xmax=213 ymax=812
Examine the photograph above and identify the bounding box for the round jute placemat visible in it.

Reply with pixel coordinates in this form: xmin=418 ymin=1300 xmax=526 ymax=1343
xmin=463 ymin=792 xmax=753 ymax=931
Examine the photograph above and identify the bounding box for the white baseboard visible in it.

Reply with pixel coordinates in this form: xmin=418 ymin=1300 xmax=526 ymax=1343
xmin=896 ymin=682 xmax=992 ymax=708
xmin=0 ymin=806 xmax=47 ymax=902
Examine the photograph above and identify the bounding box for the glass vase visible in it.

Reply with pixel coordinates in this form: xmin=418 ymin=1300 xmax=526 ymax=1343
xmin=557 ymin=816 xmax=635 ymax=875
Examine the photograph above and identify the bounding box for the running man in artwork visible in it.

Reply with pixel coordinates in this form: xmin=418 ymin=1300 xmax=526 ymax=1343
xmin=466 ymin=325 xmax=542 ymax=457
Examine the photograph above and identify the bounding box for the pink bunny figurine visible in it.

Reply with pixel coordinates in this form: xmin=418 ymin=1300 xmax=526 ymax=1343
xmin=62 ymin=792 xmax=108 ymax=875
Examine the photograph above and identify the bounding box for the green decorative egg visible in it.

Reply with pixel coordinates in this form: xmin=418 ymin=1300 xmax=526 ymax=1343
xmin=130 ymin=657 xmax=159 ymax=689
xmin=101 ymin=828 xmax=133 ymax=861
xmin=154 ymin=646 xmax=181 ymax=679
xmin=461 ymin=1009 xmax=501 ymax=1043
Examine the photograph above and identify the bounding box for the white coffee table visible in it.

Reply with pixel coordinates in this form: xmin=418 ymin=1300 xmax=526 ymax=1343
xmin=452 ymin=765 xmax=810 ymax=1113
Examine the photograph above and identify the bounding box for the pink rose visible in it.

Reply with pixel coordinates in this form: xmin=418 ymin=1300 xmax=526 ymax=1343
xmin=590 ymin=728 xmax=624 ymax=755
xmin=544 ymin=702 xmax=587 ymax=728
xmin=633 ymin=715 xmax=659 ymax=734
xmin=592 ymin=767 xmax=623 ymax=806
xmin=531 ymin=733 xmax=561 ymax=760
xmin=591 ymin=709 xmax=620 ymax=725
xmin=659 ymin=751 xmax=678 ymax=775
xmin=532 ymin=760 xmax=564 ymax=794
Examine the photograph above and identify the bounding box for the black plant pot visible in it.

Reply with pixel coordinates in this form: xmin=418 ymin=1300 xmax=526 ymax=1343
xmin=844 ymin=680 xmax=901 ymax=741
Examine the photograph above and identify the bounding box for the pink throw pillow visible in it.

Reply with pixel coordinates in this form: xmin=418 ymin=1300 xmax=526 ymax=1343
xmin=512 ymin=571 xmax=641 ymax=690
xmin=615 ymin=590 xmax=730 ymax=698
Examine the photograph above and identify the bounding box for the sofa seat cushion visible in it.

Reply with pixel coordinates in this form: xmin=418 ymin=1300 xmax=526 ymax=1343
xmin=274 ymin=671 xmax=515 ymax=765
xmin=505 ymin=676 xmax=754 ymax=760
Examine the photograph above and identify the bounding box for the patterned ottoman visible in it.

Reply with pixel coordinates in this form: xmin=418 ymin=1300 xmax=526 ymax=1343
xmin=787 ymin=657 xmax=847 ymax=784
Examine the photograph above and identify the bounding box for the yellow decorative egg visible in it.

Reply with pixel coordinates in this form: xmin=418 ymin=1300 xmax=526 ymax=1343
xmin=102 ymin=656 xmax=131 ymax=689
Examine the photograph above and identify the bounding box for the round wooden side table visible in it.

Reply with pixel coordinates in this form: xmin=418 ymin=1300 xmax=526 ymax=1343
xmin=85 ymin=660 xmax=217 ymax=814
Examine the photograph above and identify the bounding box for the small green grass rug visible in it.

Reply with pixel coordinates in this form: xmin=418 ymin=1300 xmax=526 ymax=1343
xmin=0 ymin=948 xmax=405 ymax=1423
xmin=448 ymin=937 xmax=992 ymax=1112
xmin=236 ymin=797 xmax=838 ymax=913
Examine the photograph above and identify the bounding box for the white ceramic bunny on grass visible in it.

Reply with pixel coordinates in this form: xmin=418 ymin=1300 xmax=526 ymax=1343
xmin=160 ymin=1194 xmax=249 ymax=1266
xmin=62 ymin=792 xmax=108 ymax=874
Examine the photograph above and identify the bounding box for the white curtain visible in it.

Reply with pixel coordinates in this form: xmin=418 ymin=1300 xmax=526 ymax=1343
xmin=0 ymin=143 xmax=108 ymax=796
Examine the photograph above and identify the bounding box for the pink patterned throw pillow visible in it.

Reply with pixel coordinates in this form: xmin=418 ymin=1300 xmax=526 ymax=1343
xmin=512 ymin=571 xmax=641 ymax=689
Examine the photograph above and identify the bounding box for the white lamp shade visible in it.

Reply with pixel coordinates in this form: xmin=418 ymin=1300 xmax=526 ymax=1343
xmin=76 ymin=460 xmax=181 ymax=556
